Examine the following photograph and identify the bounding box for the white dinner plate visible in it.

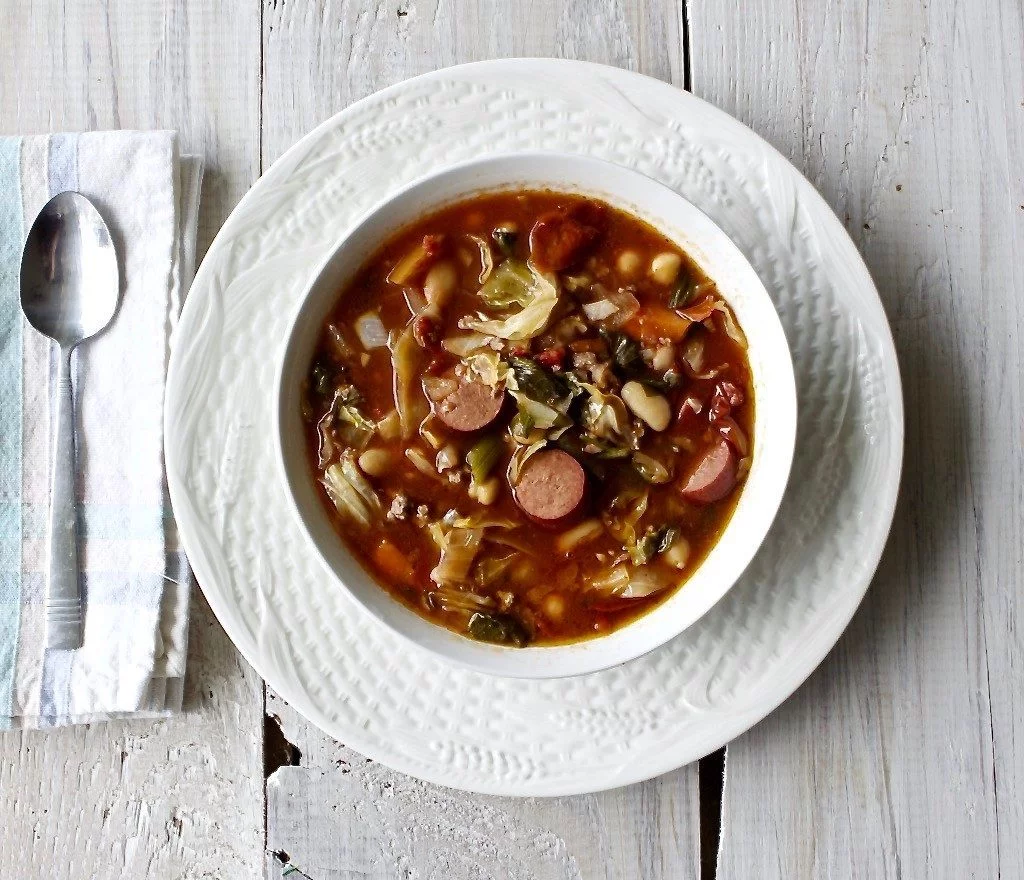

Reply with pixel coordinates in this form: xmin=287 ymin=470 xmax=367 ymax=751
xmin=166 ymin=59 xmax=903 ymax=796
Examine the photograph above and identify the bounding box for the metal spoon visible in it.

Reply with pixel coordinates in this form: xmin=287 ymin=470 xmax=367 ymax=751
xmin=20 ymin=192 xmax=120 ymax=650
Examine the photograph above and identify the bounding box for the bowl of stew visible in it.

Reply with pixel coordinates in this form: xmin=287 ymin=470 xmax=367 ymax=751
xmin=276 ymin=153 xmax=796 ymax=678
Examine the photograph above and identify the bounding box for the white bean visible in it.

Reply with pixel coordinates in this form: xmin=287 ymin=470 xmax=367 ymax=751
xmin=616 ymin=249 xmax=642 ymax=277
xmin=474 ymin=477 xmax=500 ymax=506
xmin=650 ymin=251 xmax=682 ymax=285
xmin=423 ymin=260 xmax=458 ymax=307
xmin=542 ymin=593 xmax=566 ymax=621
xmin=664 ymin=535 xmax=691 ymax=570
xmin=652 ymin=343 xmax=675 ymax=372
xmin=358 ymin=448 xmax=392 ymax=477
xmin=621 ymin=381 xmax=672 ymax=432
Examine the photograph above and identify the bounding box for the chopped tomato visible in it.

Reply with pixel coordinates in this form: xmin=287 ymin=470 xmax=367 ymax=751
xmin=535 ymin=346 xmax=566 ymax=369
xmin=529 ymin=212 xmax=599 ymax=271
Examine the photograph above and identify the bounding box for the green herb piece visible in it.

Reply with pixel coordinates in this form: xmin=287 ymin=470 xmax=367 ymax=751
xmin=491 ymin=227 xmax=518 ymax=257
xmin=637 ymin=374 xmax=672 ymax=393
xmin=466 ymin=434 xmax=503 ymax=483
xmin=311 ymin=362 xmax=332 ymax=396
xmin=334 ymin=403 xmax=376 ymax=450
xmin=632 ymin=452 xmax=672 ymax=484
xmin=335 ymin=383 xmax=363 ymax=406
xmin=668 ymin=275 xmax=696 ymax=309
xmin=467 ymin=612 xmax=529 ymax=646
xmin=631 ymin=524 xmax=679 ymax=565
xmin=509 ymin=410 xmax=536 ymax=442
xmin=601 ymin=331 xmax=643 ymax=373
xmin=509 ymin=356 xmax=564 ymax=405
xmin=597 ymin=445 xmax=633 ymax=460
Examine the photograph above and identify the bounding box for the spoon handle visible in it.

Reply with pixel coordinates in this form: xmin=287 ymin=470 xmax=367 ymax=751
xmin=45 ymin=346 xmax=83 ymax=650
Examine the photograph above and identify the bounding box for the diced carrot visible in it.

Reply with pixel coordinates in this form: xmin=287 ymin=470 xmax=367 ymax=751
xmin=372 ymin=539 xmax=415 ymax=584
xmin=622 ymin=304 xmax=691 ymax=342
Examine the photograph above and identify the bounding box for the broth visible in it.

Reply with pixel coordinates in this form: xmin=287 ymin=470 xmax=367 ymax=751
xmin=302 ymin=191 xmax=753 ymax=646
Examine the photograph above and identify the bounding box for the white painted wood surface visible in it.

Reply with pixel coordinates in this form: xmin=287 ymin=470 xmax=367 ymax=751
xmin=0 ymin=3 xmax=264 ymax=878
xmin=4 ymin=1 xmax=1022 ymax=877
xmin=260 ymin=3 xmax=699 ymax=878
xmin=691 ymin=0 xmax=1024 ymax=876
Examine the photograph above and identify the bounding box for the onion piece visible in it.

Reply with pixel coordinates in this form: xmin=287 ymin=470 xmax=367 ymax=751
xmin=320 ymin=452 xmax=381 ymax=528
xmin=583 ymin=287 xmax=640 ymax=330
xmin=679 ymin=295 xmax=720 ymax=323
xmin=681 ymin=336 xmax=727 ymax=380
xmin=678 ymin=296 xmax=748 ymax=349
xmin=717 ymin=415 xmax=750 ymax=456
xmin=467 ymin=234 xmax=495 ymax=283
xmin=387 ymin=238 xmax=435 ymax=286
xmin=442 ymin=332 xmax=490 ymax=357
xmin=620 ymin=567 xmax=675 ymax=598
xmin=355 ymin=311 xmax=388 ymax=349
xmin=718 ymin=305 xmax=748 ymax=348
xmin=406 ymin=446 xmax=441 ymax=478
xmin=431 ymin=585 xmax=495 ymax=612
xmin=430 ymin=528 xmax=484 ymax=586
xmin=681 ymin=335 xmax=705 ymax=372
xmin=402 ymin=286 xmax=428 ymax=316
xmin=582 ymin=299 xmax=619 ymax=321
xmin=589 ymin=565 xmax=630 ymax=595
xmin=388 ymin=325 xmax=428 ymax=439
xmin=555 ymin=519 xmax=605 ymax=554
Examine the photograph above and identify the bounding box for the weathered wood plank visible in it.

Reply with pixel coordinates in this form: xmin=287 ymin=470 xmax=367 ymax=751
xmin=0 ymin=2 xmax=265 ymax=877
xmin=266 ymin=691 xmax=696 ymax=880
xmin=260 ymin=3 xmax=696 ymax=878
xmin=690 ymin=0 xmax=1024 ymax=875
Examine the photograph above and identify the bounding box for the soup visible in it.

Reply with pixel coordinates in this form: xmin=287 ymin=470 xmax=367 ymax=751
xmin=301 ymin=191 xmax=753 ymax=647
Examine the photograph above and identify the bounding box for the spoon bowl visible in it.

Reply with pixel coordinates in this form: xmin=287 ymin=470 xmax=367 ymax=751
xmin=21 ymin=191 xmax=120 ymax=346
xmin=20 ymin=191 xmax=120 ymax=650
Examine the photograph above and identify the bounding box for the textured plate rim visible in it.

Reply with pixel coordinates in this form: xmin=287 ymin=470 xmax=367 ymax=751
xmin=166 ymin=58 xmax=904 ymax=796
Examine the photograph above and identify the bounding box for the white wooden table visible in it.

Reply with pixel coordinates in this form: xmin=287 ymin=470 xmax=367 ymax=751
xmin=2 ymin=1 xmax=1021 ymax=877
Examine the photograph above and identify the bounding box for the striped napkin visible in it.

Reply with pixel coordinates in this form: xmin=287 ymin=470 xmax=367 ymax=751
xmin=0 ymin=132 xmax=201 ymax=727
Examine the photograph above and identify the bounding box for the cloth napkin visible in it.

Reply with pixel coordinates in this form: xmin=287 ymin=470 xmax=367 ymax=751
xmin=0 ymin=132 xmax=201 ymax=727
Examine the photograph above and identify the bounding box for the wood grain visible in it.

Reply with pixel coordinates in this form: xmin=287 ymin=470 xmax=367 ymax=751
xmin=3 ymin=0 xmax=1021 ymax=875
xmin=267 ymin=692 xmax=697 ymax=880
xmin=260 ymin=3 xmax=696 ymax=878
xmin=0 ymin=2 xmax=265 ymax=877
xmin=690 ymin=0 xmax=1024 ymax=875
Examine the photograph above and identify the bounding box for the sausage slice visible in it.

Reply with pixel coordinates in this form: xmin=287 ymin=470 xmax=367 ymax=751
xmin=679 ymin=440 xmax=738 ymax=504
xmin=513 ymin=449 xmax=587 ymax=523
xmin=432 ymin=378 xmax=504 ymax=432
